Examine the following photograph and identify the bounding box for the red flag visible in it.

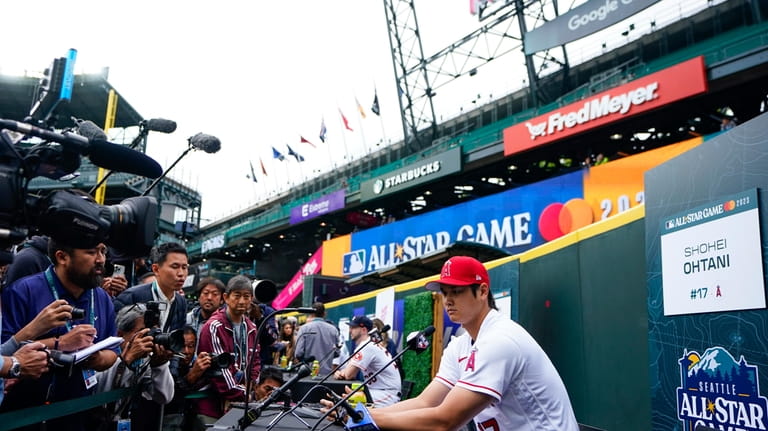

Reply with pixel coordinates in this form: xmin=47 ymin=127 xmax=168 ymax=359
xmin=259 ymin=157 xmax=267 ymax=176
xmin=339 ymin=109 xmax=354 ymax=132
xmin=300 ymin=136 xmax=316 ymax=148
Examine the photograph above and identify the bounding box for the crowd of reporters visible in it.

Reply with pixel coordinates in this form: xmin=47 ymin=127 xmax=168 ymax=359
xmin=0 ymin=236 xmax=399 ymax=431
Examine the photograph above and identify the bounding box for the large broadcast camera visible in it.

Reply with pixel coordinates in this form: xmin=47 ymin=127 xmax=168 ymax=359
xmin=0 ymin=49 xmax=162 ymax=264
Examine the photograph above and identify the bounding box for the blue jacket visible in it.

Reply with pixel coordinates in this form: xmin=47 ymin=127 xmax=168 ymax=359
xmin=113 ymin=282 xmax=188 ymax=332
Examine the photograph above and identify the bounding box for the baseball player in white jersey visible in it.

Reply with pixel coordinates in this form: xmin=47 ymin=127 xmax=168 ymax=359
xmin=334 ymin=315 xmax=402 ymax=407
xmin=365 ymin=255 xmax=579 ymax=431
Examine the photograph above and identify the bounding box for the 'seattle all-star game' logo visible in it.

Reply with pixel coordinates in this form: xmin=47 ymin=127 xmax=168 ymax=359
xmin=677 ymin=347 xmax=768 ymax=430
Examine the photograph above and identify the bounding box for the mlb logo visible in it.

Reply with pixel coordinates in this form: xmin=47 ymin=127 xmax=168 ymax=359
xmin=343 ymin=250 xmax=366 ymax=276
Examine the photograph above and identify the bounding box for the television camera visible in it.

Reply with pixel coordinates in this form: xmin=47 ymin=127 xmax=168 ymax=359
xmin=0 ymin=50 xmax=162 ymax=264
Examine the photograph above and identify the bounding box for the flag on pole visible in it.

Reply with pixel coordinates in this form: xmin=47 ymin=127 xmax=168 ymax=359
xmin=371 ymin=92 xmax=380 ymax=116
xmin=300 ymin=136 xmax=316 ymax=148
xmin=259 ymin=157 xmax=268 ymax=176
xmin=287 ymin=144 xmax=305 ymax=162
xmin=339 ymin=109 xmax=353 ymax=131
xmin=319 ymin=118 xmax=327 ymax=143
xmin=272 ymin=146 xmax=286 ymax=161
xmin=248 ymin=161 xmax=258 ymax=182
xmin=356 ymin=97 xmax=366 ymax=119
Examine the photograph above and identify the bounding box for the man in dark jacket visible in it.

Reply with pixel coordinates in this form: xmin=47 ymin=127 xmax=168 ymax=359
xmin=111 ymin=241 xmax=189 ymax=429
xmin=3 ymin=235 xmax=50 ymax=288
xmin=113 ymin=242 xmax=189 ymax=332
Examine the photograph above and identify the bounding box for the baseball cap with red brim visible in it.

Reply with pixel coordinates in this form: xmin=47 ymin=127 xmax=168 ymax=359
xmin=425 ymin=256 xmax=489 ymax=291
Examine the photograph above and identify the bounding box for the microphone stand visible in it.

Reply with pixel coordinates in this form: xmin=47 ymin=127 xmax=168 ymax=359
xmin=238 ymin=307 xmax=313 ymax=431
xmin=310 ymin=327 xmax=434 ymax=431
xmin=268 ymin=330 xmax=386 ymax=429
xmin=142 ymin=146 xmax=194 ymax=195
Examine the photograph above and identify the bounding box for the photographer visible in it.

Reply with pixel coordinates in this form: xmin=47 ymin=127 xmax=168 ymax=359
xmin=164 ymin=326 xmax=211 ymax=431
xmin=91 ymin=303 xmax=174 ymax=430
xmin=186 ymin=277 xmax=224 ymax=336
xmin=197 ymin=275 xmax=260 ymax=424
xmin=0 ymin=239 xmax=119 ymax=431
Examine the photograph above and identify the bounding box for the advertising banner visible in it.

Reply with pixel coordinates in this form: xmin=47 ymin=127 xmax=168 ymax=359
xmin=342 ymin=171 xmax=583 ymax=277
xmin=272 ymin=245 xmax=323 ymax=309
xmin=290 ymin=189 xmax=346 ymax=225
xmin=583 ymin=137 xmax=702 ymax=220
xmin=360 ymin=147 xmax=462 ymax=202
xmin=504 ymin=57 xmax=707 ymax=156
xmin=660 ymin=189 xmax=765 ymax=316
xmin=524 ymin=0 xmax=661 ymax=54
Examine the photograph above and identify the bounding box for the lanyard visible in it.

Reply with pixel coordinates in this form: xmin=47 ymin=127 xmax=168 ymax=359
xmin=44 ymin=267 xmax=95 ymax=331
xmin=229 ymin=317 xmax=248 ymax=370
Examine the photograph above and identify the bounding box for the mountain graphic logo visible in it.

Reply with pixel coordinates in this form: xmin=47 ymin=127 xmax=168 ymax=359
xmin=676 ymin=346 xmax=768 ymax=431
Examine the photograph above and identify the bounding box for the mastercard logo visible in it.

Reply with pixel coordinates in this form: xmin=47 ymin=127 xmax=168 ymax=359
xmin=724 ymin=200 xmax=736 ymax=211
xmin=538 ymin=198 xmax=594 ymax=241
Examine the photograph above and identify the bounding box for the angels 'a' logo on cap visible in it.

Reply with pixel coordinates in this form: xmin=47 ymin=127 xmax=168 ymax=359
xmin=476 ymin=275 xmax=482 ymax=281
xmin=442 ymin=260 xmax=452 ymax=278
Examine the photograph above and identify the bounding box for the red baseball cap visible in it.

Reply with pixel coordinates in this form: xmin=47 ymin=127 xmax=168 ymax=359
xmin=425 ymin=256 xmax=489 ymax=291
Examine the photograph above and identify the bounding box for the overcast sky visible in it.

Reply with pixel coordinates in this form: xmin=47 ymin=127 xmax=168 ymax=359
xmin=0 ymin=0 xmax=711 ymax=225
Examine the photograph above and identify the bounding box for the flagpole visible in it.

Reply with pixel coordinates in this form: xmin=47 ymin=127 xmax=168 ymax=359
xmin=355 ymin=93 xmax=370 ymax=156
xmin=337 ymin=106 xmax=351 ymax=163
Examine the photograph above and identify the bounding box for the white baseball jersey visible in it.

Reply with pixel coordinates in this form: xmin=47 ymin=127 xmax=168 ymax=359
xmin=435 ymin=309 xmax=578 ymax=431
xmin=347 ymin=339 xmax=402 ymax=407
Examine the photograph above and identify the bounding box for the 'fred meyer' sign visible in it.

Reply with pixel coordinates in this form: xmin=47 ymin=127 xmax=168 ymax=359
xmin=504 ymin=56 xmax=707 ymax=155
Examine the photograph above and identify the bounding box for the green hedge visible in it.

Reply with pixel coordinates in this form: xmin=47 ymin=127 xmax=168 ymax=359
xmin=401 ymin=291 xmax=434 ymax=398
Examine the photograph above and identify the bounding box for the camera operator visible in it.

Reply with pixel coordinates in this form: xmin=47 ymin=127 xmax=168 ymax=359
xmin=91 ymin=303 xmax=174 ymax=430
xmin=0 ymin=239 xmax=119 ymax=431
xmin=164 ymin=326 xmax=211 ymax=431
xmin=196 ymin=275 xmax=261 ymax=424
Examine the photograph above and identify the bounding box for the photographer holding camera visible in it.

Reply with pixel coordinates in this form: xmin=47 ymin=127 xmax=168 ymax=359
xmin=196 ymin=275 xmax=261 ymax=424
xmin=0 ymin=239 xmax=119 ymax=431
xmin=91 ymin=303 xmax=174 ymax=430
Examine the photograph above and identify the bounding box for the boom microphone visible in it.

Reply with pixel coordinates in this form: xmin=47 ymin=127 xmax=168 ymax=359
xmin=144 ymin=118 xmax=177 ymax=133
xmin=89 ymin=140 xmax=163 ymax=178
xmin=75 ymin=120 xmax=107 ymax=141
xmin=0 ymin=118 xmax=163 ymax=178
xmin=189 ymin=132 xmax=221 ymax=154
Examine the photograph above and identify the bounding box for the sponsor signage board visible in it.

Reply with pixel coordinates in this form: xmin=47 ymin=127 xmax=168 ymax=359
xmin=360 ymin=147 xmax=462 ymax=202
xmin=503 ymin=56 xmax=707 ymax=156
xmin=343 ymin=171 xmax=582 ymax=277
xmin=201 ymin=233 xmax=225 ymax=254
xmin=661 ymin=189 xmax=766 ymax=316
xmin=290 ymin=189 xmax=346 ymax=225
xmin=524 ymin=0 xmax=661 ymax=54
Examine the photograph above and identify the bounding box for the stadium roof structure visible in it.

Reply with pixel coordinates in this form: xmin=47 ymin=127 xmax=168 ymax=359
xmin=0 ymin=72 xmax=143 ymax=129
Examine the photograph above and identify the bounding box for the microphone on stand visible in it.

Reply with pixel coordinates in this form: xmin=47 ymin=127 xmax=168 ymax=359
xmin=268 ymin=325 xmax=391 ymax=429
xmin=310 ymin=325 xmax=436 ymax=431
xmin=142 ymin=132 xmax=222 ymax=195
xmin=238 ymin=363 xmax=312 ymax=430
xmin=87 ymin=116 xmax=177 ymax=193
xmin=237 ymin=306 xmax=317 ymax=431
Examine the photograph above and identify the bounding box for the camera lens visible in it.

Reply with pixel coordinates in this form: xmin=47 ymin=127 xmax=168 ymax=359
xmin=70 ymin=307 xmax=85 ymax=320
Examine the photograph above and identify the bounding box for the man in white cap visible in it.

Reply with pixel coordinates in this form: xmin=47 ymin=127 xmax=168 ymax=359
xmin=367 ymin=255 xmax=578 ymax=430
xmin=334 ymin=315 xmax=401 ymax=407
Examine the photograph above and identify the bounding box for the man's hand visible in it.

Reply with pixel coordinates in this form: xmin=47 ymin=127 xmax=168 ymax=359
xmin=150 ymin=343 xmax=174 ymax=367
xmin=186 ymin=351 xmax=213 ymax=384
xmin=15 ymin=300 xmax=71 ymax=341
xmin=13 ymin=342 xmax=49 ymax=379
xmin=102 ymin=275 xmax=128 ymax=297
xmin=59 ymin=324 xmax=97 ymax=352
xmin=123 ymin=328 xmax=153 ymax=364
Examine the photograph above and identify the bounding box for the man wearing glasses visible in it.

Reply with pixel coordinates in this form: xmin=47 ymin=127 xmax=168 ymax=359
xmin=0 ymin=238 xmax=119 ymax=431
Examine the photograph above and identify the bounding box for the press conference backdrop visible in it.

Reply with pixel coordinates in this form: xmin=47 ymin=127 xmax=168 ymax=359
xmin=645 ymin=113 xmax=768 ymax=430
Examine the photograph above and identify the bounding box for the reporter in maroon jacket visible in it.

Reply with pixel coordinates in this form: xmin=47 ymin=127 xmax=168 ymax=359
xmin=196 ymin=275 xmax=260 ymax=423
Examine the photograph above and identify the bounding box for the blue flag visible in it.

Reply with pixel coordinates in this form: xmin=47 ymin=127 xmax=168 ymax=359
xmin=287 ymin=145 xmax=305 ymax=162
xmin=272 ymin=147 xmax=286 ymax=161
